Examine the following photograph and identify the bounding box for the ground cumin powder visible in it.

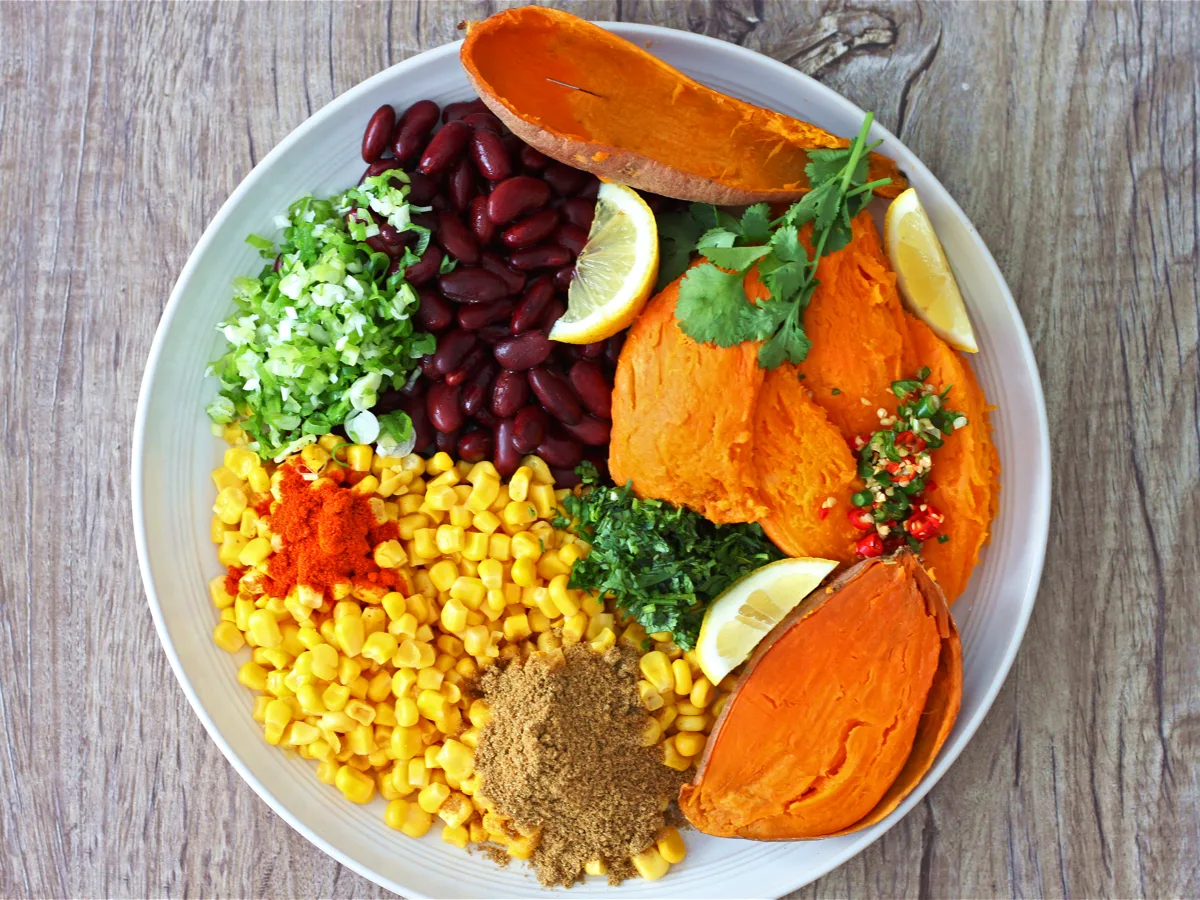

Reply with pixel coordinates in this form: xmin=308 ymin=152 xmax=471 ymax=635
xmin=474 ymin=643 xmax=687 ymax=887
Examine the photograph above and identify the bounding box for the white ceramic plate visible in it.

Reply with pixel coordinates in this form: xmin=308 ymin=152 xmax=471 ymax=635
xmin=133 ymin=22 xmax=1050 ymax=900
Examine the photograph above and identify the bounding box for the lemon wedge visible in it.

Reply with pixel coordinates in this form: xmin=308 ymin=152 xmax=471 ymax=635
xmin=549 ymin=182 xmax=659 ymax=344
xmin=884 ymin=187 xmax=978 ymax=353
xmin=694 ymin=557 xmax=838 ymax=686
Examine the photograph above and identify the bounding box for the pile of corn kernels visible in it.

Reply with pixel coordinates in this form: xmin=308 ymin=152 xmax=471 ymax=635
xmin=207 ymin=429 xmax=734 ymax=881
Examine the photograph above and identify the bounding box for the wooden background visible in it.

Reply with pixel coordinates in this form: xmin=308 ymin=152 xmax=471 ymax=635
xmin=1 ymin=1 xmax=1196 ymax=897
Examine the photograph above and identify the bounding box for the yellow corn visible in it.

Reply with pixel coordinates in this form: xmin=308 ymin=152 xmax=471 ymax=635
xmin=213 ymin=486 xmax=248 ymax=525
xmin=656 ymin=826 xmax=687 ymax=864
xmin=639 ymin=651 xmax=674 ymax=694
xmin=674 ymin=732 xmax=707 ymax=757
xmin=374 ymin=539 xmax=407 ymax=569
xmin=335 ymin=764 xmax=375 ymax=804
xmin=631 ymin=846 xmax=670 ymax=881
xmin=676 ymin=714 xmax=708 ymax=732
xmin=584 ymin=859 xmax=609 ymax=877
xmin=690 ymin=677 xmax=714 ymax=709
xmin=213 ymin=621 xmax=245 ymax=653
xmin=662 ymin=740 xmax=692 ymax=772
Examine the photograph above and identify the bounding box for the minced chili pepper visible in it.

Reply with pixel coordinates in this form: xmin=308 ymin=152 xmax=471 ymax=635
xmin=257 ymin=462 xmax=403 ymax=600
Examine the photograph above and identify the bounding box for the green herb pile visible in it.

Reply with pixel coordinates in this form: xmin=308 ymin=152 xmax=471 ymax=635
xmin=557 ymin=464 xmax=784 ymax=649
xmin=657 ymin=113 xmax=891 ymax=369
xmin=205 ymin=170 xmax=438 ymax=460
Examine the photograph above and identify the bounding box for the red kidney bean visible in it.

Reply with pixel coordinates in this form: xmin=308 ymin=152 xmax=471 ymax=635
xmin=445 ymin=346 xmax=486 ymax=386
xmin=419 ymin=353 xmax=439 ymax=379
xmin=273 ymin=255 xmax=282 ymax=273
xmin=539 ymin=300 xmax=567 ymax=334
xmin=391 ymin=99 xmax=440 ymax=163
xmin=471 ymin=130 xmax=513 ymax=182
xmin=494 ymin=332 xmax=553 ymax=371
xmin=490 ymin=370 xmax=530 ymax=418
xmin=438 ymin=267 xmax=509 ymax=304
xmin=493 ymin=418 xmax=522 ymax=476
xmin=406 ymin=171 xmax=438 ymax=205
xmin=474 ymin=408 xmax=499 ymax=428
xmin=432 ymin=329 xmax=477 ymax=377
xmin=528 ymin=367 xmax=582 ymax=424
xmin=577 ymin=177 xmax=601 ymax=200
xmin=443 ymin=99 xmax=488 ymax=123
xmin=449 ymin=157 xmax=476 ymax=213
xmin=510 ymin=276 xmax=554 ymax=334
xmin=436 ymin=212 xmax=480 ymax=265
xmin=580 ymin=341 xmax=605 ymax=360
xmin=519 ymin=145 xmax=550 ymax=171
xmin=361 ymin=158 xmax=402 ymax=183
xmin=411 ymin=210 xmax=438 ymax=233
xmin=435 ymin=427 xmax=461 ymax=455
xmin=415 ymin=287 xmax=454 ymax=332
xmin=560 ymin=197 xmax=596 ymax=231
xmin=568 ymin=360 xmax=612 ymax=418
xmin=404 ymin=395 xmax=436 ymax=453
xmin=461 ymin=363 xmax=497 ymax=417
xmin=463 ymin=111 xmax=505 ymax=133
xmin=502 ymin=209 xmax=559 ymax=249
xmin=549 ymin=466 xmax=583 ymax=488
xmin=553 ymin=224 xmax=588 ymax=257
xmin=417 ymin=120 xmax=471 ymax=177
xmin=512 ymin=405 xmax=548 ymax=454
xmin=427 ymin=381 xmax=465 ymax=433
xmin=365 ymin=233 xmax=391 ymax=255
xmin=562 ymin=414 xmax=611 ymax=446
xmin=603 ymin=333 xmax=625 ymax=368
xmin=552 ymin=265 xmax=576 ymax=293
xmin=476 ymin=323 xmax=511 ymax=346
xmin=487 ymin=176 xmax=552 ymax=224
xmin=468 ymin=196 xmax=497 ymax=245
xmin=479 ymin=250 xmax=527 ymax=294
xmin=453 ymin=295 xmax=508 ymax=329
xmin=542 ymin=163 xmax=589 ymax=196
xmin=536 ymin=430 xmax=583 ymax=469
xmin=404 ymin=244 xmax=444 ymax=286
xmin=509 ymin=245 xmax=572 ymax=271
xmin=361 ymin=104 xmax=395 ymax=162
xmin=457 ymin=429 xmax=493 ymax=463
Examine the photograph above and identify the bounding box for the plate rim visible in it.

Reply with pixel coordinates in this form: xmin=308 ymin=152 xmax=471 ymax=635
xmin=132 ymin=21 xmax=1051 ymax=899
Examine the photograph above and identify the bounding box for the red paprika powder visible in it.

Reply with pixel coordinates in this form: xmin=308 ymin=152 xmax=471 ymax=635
xmin=255 ymin=462 xmax=404 ymax=601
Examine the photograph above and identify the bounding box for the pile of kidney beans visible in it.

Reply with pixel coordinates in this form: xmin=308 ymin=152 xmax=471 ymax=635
xmin=355 ymin=97 xmax=623 ymax=485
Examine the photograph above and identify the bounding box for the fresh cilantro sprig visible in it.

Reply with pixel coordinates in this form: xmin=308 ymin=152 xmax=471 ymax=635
xmin=665 ymin=112 xmax=892 ymax=369
xmin=556 ymin=463 xmax=783 ymax=649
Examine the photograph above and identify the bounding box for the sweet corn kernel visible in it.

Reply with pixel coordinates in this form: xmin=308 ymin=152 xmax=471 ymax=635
xmin=674 ymin=732 xmax=707 ymax=757
xmin=287 ymin=721 xmax=321 ymax=746
xmin=238 ymin=662 xmax=268 ymax=692
xmin=657 ymin=706 xmax=678 ymax=732
xmin=639 ymin=651 xmax=674 ymax=694
xmin=488 ymin=532 xmax=512 ymax=561
xmin=361 ymin=632 xmax=399 ymax=665
xmin=657 ymin=826 xmax=687 ymax=865
xmin=536 ymin=553 xmax=572 ymax=580
xmin=426 ymin=485 xmax=458 ymax=510
xmin=510 ymin=531 xmax=541 ymax=561
xmin=690 ymin=677 xmax=714 ymax=709
xmin=502 ymin=500 xmax=537 ymax=527
xmin=428 ymin=560 xmax=459 ymax=593
xmin=218 ymin=532 xmax=250 ymax=567
xmin=374 ymin=539 xmax=407 ymax=569
xmin=521 ymin=455 xmax=554 ymax=484
xmin=391 ymin=725 xmax=424 ymax=760
xmin=333 ymin=764 xmax=375 ymax=804
xmin=450 ymin=576 xmax=486 ymax=609
xmin=585 ymin=859 xmax=609 ymax=877
xmin=439 ymin=598 xmax=468 ymax=633
xmin=508 ymin=834 xmax=538 ymax=860
xmin=511 ymin=557 xmax=536 ymax=587
xmin=310 ymin=643 xmax=338 ymax=681
xmin=589 ymin=627 xmax=616 ymax=653
xmin=547 ymin=575 xmax=578 ymax=617
xmin=562 ymin=612 xmax=587 ymax=645
xmin=641 ymin=717 xmax=663 ymax=746
xmin=213 ymin=621 xmax=245 ymax=653
xmin=662 ymin=740 xmax=692 ymax=772
xmin=638 ymin=681 xmax=664 ymax=711
xmin=437 ymin=739 xmax=475 ymax=783
xmin=400 ymin=803 xmax=434 ymax=837
xmin=213 ymin=486 xmax=248 ymax=525
xmin=503 ymin=613 xmax=532 ymax=643
xmin=316 ymin=758 xmax=339 ymax=785
xmin=672 ymin=658 xmax=694 ymax=696
xmin=418 ymin=781 xmax=451 ymax=814
xmin=441 ymin=823 xmax=470 ymax=849
xmin=586 ymin=613 xmax=615 ymax=640
xmin=676 ymin=714 xmax=708 ymax=732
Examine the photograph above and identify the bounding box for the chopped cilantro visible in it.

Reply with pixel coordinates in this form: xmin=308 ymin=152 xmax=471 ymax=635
xmin=557 ymin=464 xmax=783 ymax=649
xmin=671 ymin=113 xmax=891 ymax=368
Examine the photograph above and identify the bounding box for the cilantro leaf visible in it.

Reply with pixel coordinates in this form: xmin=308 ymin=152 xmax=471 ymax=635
xmin=757 ymin=307 xmax=813 ymax=369
xmin=699 ymin=244 xmax=773 ymax=272
xmin=739 ymin=203 xmax=772 ymax=244
xmin=675 ymin=264 xmax=776 ymax=347
xmin=805 ymin=146 xmax=854 ymax=184
xmin=656 ymin=207 xmax=711 ymax=290
xmin=696 ymin=227 xmax=738 ymax=249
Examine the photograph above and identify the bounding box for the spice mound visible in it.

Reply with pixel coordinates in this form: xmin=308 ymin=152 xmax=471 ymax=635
xmin=474 ymin=643 xmax=686 ymax=886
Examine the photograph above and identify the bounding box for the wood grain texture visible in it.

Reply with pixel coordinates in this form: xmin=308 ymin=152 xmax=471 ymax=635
xmin=0 ymin=0 xmax=1196 ymax=896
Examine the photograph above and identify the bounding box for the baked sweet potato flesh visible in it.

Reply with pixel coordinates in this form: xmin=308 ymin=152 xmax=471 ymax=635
xmin=753 ymin=368 xmax=860 ymax=566
xmin=461 ymin=6 xmax=905 ymax=205
xmin=678 ymin=552 xmax=962 ymax=840
xmin=901 ymin=317 xmax=1000 ymax=602
xmin=608 ymin=276 xmax=767 ymax=524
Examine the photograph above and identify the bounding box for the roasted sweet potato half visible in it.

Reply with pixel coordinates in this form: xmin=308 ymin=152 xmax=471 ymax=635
xmin=678 ymin=551 xmax=962 ymax=840
xmin=461 ymin=6 xmax=905 ymax=204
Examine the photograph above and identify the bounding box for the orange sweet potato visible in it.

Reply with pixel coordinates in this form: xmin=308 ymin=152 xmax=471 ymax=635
xmin=752 ymin=368 xmax=860 ymax=566
xmin=609 ymin=276 xmax=767 ymax=524
xmin=679 ymin=552 xmax=961 ymax=840
xmin=461 ymin=6 xmax=905 ymax=205
xmin=901 ymin=317 xmax=1001 ymax=601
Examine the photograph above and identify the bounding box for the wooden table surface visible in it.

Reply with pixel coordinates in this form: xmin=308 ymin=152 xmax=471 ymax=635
xmin=2 ymin=1 xmax=1197 ymax=897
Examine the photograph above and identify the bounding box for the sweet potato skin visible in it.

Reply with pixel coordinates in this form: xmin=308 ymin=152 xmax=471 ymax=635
xmin=609 ymin=277 xmax=768 ymax=524
xmin=461 ymin=6 xmax=905 ymax=205
xmin=679 ymin=552 xmax=961 ymax=840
